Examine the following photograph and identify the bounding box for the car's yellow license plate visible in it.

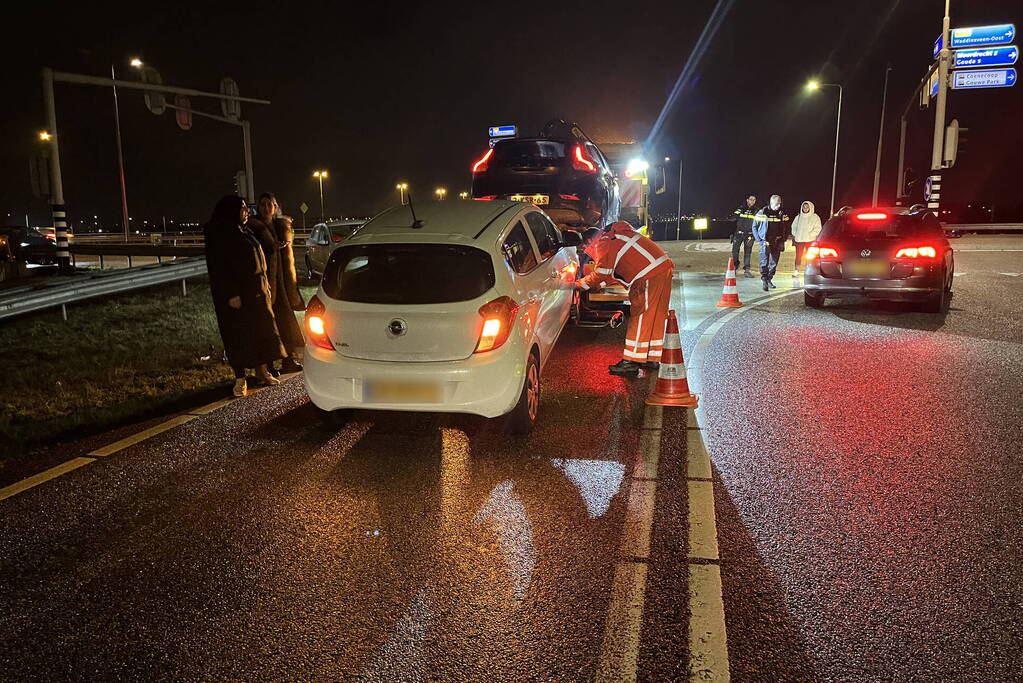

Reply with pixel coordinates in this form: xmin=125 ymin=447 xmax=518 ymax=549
xmin=365 ymin=380 xmax=441 ymax=403
xmin=508 ymin=194 xmax=549 ymax=205
xmin=845 ymin=261 xmax=890 ymax=278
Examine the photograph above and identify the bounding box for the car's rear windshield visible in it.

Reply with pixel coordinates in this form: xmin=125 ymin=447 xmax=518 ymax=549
xmin=493 ymin=141 xmax=566 ymax=166
xmin=322 ymin=243 xmax=495 ymax=304
xmin=822 ymin=214 xmax=939 ymax=240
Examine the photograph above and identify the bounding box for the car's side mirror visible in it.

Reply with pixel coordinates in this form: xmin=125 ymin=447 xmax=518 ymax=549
xmin=560 ymin=230 xmax=582 ymax=247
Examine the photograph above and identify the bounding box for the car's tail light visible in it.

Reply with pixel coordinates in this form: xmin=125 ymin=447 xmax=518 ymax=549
xmin=572 ymin=145 xmax=596 ymax=173
xmin=474 ymin=296 xmax=519 ymax=353
xmin=305 ymin=295 xmax=335 ymax=350
xmin=894 ymin=245 xmax=939 ymax=259
xmin=855 ymin=212 xmax=888 ymax=221
xmin=805 ymin=245 xmax=839 ymax=260
xmin=472 ymin=149 xmax=494 ymax=174
xmin=473 ymin=195 xmax=496 ymax=201
xmin=559 ymin=193 xmax=581 ymax=201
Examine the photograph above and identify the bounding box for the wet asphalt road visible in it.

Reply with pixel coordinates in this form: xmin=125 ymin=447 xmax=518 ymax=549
xmin=2 ymin=235 xmax=1022 ymax=681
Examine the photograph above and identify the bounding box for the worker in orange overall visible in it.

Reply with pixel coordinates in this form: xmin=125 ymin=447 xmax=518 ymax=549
xmin=576 ymin=221 xmax=674 ymax=376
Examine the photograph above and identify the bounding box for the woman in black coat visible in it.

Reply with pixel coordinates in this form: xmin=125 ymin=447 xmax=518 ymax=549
xmin=249 ymin=193 xmax=305 ymax=374
xmin=203 ymin=195 xmax=285 ymax=397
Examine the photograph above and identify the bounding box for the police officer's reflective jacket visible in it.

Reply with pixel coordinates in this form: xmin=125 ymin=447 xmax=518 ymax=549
xmin=733 ymin=203 xmax=757 ymax=236
xmin=751 ymin=205 xmax=791 ymax=243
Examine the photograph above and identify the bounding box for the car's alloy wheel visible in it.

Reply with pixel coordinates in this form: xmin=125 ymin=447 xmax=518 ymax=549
xmin=505 ymin=352 xmax=540 ymax=435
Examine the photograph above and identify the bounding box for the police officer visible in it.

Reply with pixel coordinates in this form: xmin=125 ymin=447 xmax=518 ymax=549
xmin=731 ymin=194 xmax=758 ymax=277
xmin=751 ymin=194 xmax=790 ymax=290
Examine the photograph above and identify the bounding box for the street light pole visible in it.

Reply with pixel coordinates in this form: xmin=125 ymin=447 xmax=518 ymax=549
xmin=41 ymin=67 xmax=70 ymax=273
xmin=829 ymin=84 xmax=843 ymax=217
xmin=872 ymin=65 xmax=892 ymax=207
xmin=111 ymin=64 xmax=130 ymax=241
xmin=396 ymin=183 xmax=407 ymax=205
xmin=313 ymin=171 xmax=327 ymax=219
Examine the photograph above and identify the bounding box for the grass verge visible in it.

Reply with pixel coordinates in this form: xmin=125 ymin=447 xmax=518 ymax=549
xmin=0 ymin=277 xmax=316 ymax=471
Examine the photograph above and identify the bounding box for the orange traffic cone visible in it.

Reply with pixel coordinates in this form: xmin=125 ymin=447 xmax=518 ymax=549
xmin=646 ymin=310 xmax=699 ymax=407
xmin=716 ymin=257 xmax=743 ymax=308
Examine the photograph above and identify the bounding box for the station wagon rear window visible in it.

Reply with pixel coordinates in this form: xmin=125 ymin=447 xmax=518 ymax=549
xmin=322 ymin=243 xmax=495 ymax=304
xmin=493 ymin=141 xmax=566 ymax=166
xmin=823 ymin=214 xmax=942 ymax=240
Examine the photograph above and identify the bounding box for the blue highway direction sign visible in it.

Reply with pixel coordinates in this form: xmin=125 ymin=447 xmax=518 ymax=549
xmin=954 ymin=46 xmax=1018 ymax=69
xmin=951 ymin=68 xmax=1017 ymax=89
xmin=950 ymin=24 xmax=1015 ymax=49
xmin=933 ymin=35 xmax=943 ymax=58
xmin=488 ymin=125 xmax=517 ymax=138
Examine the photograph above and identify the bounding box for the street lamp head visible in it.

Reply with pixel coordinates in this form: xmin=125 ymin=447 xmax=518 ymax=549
xmin=130 ymin=57 xmax=143 ymax=68
xmin=313 ymin=170 xmax=328 ymax=179
xmin=664 ymin=157 xmax=671 ymax=162
xmin=396 ymin=183 xmax=408 ymax=190
xmin=38 ymin=131 xmax=52 ymax=142
xmin=806 ymin=80 xmax=820 ymax=91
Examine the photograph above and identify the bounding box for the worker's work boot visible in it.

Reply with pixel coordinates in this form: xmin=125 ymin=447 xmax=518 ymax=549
xmin=608 ymin=359 xmax=642 ymax=376
xmin=641 ymin=361 xmax=660 ymax=371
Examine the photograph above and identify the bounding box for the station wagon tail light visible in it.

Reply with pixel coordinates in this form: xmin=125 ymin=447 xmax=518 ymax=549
xmin=894 ymin=245 xmax=938 ymax=259
xmin=472 ymin=149 xmax=494 ymax=174
xmin=474 ymin=195 xmax=496 ymax=201
xmin=805 ymin=245 xmax=839 ymax=260
xmin=305 ymin=295 xmax=335 ymax=350
xmin=559 ymin=194 xmax=581 ymax=201
xmin=474 ymin=296 xmax=519 ymax=353
xmin=855 ymin=212 xmax=888 ymax=221
xmin=572 ymin=145 xmax=596 ymax=173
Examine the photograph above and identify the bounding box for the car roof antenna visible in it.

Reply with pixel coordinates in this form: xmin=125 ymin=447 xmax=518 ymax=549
xmin=406 ymin=191 xmax=424 ymax=229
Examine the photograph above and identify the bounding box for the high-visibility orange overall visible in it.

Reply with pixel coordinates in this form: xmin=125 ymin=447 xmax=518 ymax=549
xmin=577 ymin=222 xmax=674 ymax=363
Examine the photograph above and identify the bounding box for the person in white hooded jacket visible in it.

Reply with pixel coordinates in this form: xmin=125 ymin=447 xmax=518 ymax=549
xmin=791 ymin=200 xmax=822 ymax=277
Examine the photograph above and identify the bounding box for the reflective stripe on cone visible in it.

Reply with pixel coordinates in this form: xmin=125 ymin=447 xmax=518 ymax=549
xmin=646 ymin=309 xmax=699 ymax=407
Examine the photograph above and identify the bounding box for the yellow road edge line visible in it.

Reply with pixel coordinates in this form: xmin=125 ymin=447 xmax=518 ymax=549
xmin=686 ymin=429 xmax=712 ymax=480
xmin=641 ymin=404 xmax=663 ymax=430
xmin=619 ymin=479 xmax=657 ymax=560
xmin=88 ymin=414 xmax=197 ymax=457
xmin=596 ymin=561 xmax=648 ymax=683
xmin=0 ymin=457 xmax=96 ymax=502
xmin=187 ymin=397 xmax=234 ymax=415
xmin=687 ymin=480 xmax=720 ymax=561
xmin=688 ymin=563 xmax=731 ymax=682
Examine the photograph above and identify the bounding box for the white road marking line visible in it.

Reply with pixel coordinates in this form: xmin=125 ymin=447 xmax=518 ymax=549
xmin=88 ymin=414 xmax=197 ymax=457
xmin=596 ymin=561 xmax=648 ymax=682
xmin=689 ymin=563 xmax=730 ymax=682
xmin=687 ymin=480 xmax=720 ymax=561
xmin=634 ymin=428 xmax=661 ymax=480
xmin=598 ymin=405 xmax=661 ymax=681
xmin=0 ymin=457 xmax=95 ymax=502
xmin=998 ymin=272 xmax=1021 ymax=277
xmin=619 ymin=479 xmax=657 ymax=560
xmin=686 ymin=429 xmax=712 ymax=480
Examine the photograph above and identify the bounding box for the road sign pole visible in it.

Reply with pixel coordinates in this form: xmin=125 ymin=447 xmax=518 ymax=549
xmin=929 ymin=0 xmax=951 ymax=216
xmin=42 ymin=68 xmax=71 ymax=274
xmin=242 ymin=120 xmax=254 ymax=204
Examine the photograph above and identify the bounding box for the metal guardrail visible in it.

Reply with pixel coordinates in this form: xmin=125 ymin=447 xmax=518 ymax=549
xmin=943 ymin=223 xmax=1023 ymax=232
xmin=0 ymin=257 xmax=207 ymax=322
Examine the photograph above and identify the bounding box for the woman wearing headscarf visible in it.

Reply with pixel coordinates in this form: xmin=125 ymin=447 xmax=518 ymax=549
xmin=203 ymin=195 xmax=284 ymax=397
xmin=791 ymin=200 xmax=823 ymax=278
xmin=249 ymin=193 xmax=305 ymax=374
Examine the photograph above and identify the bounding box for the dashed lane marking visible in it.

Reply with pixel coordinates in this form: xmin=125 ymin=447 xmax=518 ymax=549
xmin=0 ymin=457 xmax=96 ymax=502
xmin=689 ymin=563 xmax=730 ymax=681
xmin=687 ymin=479 xmax=720 ymax=561
xmin=686 ymin=429 xmax=712 ymax=480
xmin=597 ymin=405 xmax=661 ymax=682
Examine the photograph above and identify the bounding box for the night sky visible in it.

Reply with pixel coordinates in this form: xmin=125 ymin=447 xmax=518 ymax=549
xmin=4 ymin=0 xmax=1022 ymax=228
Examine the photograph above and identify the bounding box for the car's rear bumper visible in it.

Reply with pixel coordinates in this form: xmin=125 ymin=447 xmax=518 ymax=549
xmin=304 ymin=338 xmax=526 ymax=418
xmin=804 ymin=264 xmax=943 ymax=300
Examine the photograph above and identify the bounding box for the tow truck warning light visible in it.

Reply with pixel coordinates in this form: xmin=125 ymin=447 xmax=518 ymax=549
xmin=488 ymin=125 xmax=517 ymax=138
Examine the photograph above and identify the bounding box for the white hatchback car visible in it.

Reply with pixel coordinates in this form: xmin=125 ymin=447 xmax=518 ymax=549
xmin=303 ymin=200 xmax=581 ymax=433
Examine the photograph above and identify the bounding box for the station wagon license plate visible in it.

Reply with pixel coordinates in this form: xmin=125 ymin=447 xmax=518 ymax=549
xmin=844 ymin=260 xmax=890 ymax=278
xmin=508 ymin=194 xmax=549 ymax=205
xmin=364 ymin=380 xmax=441 ymax=403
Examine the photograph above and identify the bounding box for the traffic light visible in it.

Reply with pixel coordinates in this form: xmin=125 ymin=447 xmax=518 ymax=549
xmin=943 ymin=119 xmax=968 ymax=168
